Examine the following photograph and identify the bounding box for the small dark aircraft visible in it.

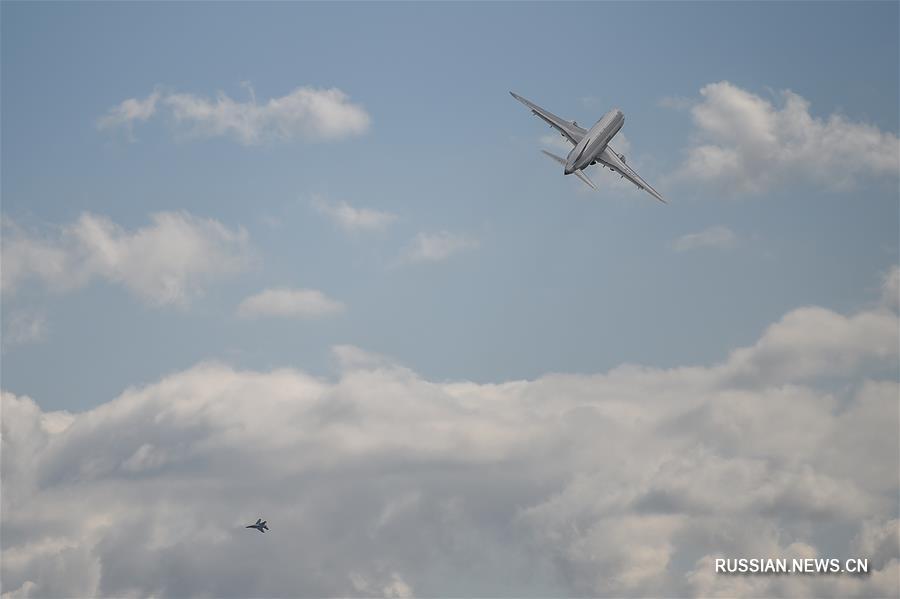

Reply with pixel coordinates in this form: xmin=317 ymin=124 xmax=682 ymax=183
xmin=246 ymin=518 xmax=269 ymax=533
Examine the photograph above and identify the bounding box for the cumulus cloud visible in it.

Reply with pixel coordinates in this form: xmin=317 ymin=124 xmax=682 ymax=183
xmin=717 ymin=305 xmax=898 ymax=385
xmin=2 ymin=272 xmax=897 ymax=597
xmin=311 ymin=195 xmax=397 ymax=234
xmin=237 ymin=288 xmax=344 ymax=319
xmin=673 ymin=225 xmax=738 ymax=252
xmin=398 ymin=231 xmax=479 ymax=265
xmin=673 ymin=81 xmax=900 ymax=195
xmin=98 ymin=85 xmax=370 ymax=145
xmin=1 ymin=212 xmax=251 ymax=306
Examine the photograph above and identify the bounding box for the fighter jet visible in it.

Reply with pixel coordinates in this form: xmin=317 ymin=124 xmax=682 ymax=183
xmin=510 ymin=92 xmax=665 ymax=203
xmin=246 ymin=518 xmax=269 ymax=533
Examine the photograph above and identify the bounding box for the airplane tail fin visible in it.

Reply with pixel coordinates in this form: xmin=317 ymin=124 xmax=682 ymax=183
xmin=540 ymin=150 xmax=596 ymax=190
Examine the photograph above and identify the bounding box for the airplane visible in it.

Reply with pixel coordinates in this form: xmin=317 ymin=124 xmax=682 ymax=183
xmin=510 ymin=92 xmax=665 ymax=203
xmin=246 ymin=518 xmax=269 ymax=533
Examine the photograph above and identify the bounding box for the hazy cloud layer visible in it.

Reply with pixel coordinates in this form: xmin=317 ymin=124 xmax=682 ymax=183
xmin=311 ymin=195 xmax=397 ymax=234
xmin=882 ymin=265 xmax=900 ymax=311
xmin=1 ymin=212 xmax=251 ymax=306
xmin=2 ymin=273 xmax=897 ymax=597
xmin=398 ymin=231 xmax=479 ymax=265
xmin=673 ymin=81 xmax=900 ymax=195
xmin=673 ymin=225 xmax=738 ymax=252
xmin=98 ymin=85 xmax=370 ymax=145
xmin=1 ymin=311 xmax=48 ymax=347
xmin=237 ymin=288 xmax=345 ymax=319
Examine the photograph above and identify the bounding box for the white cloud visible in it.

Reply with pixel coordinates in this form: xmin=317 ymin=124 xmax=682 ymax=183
xmin=717 ymin=305 xmax=898 ymax=385
xmin=1 ymin=272 xmax=897 ymax=597
xmin=237 ymin=288 xmax=344 ymax=319
xmin=96 ymin=91 xmax=161 ymax=139
xmin=607 ymin=132 xmax=632 ymax=158
xmin=1 ymin=212 xmax=251 ymax=306
xmin=311 ymin=195 xmax=397 ymax=234
xmin=673 ymin=225 xmax=738 ymax=252
xmin=98 ymin=85 xmax=370 ymax=145
xmin=398 ymin=231 xmax=479 ymax=264
xmin=1 ymin=311 xmax=48 ymax=347
xmin=673 ymin=81 xmax=900 ymax=195
xmin=540 ymin=133 xmax=573 ymax=152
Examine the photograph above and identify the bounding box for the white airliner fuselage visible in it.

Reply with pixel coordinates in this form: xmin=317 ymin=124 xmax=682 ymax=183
xmin=510 ymin=92 xmax=664 ymax=202
xmin=565 ymin=109 xmax=624 ymax=174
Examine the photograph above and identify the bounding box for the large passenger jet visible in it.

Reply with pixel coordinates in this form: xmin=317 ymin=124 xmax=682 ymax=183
xmin=510 ymin=92 xmax=665 ymax=203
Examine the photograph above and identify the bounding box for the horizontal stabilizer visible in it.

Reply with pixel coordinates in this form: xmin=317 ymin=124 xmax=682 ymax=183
xmin=540 ymin=149 xmax=566 ymax=166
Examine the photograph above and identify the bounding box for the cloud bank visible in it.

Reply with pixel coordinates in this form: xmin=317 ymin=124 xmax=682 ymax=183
xmin=2 ymin=273 xmax=897 ymax=597
xmin=98 ymin=85 xmax=370 ymax=145
xmin=1 ymin=212 xmax=251 ymax=306
xmin=673 ymin=81 xmax=900 ymax=195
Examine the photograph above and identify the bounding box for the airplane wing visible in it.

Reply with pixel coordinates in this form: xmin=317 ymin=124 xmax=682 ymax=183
xmin=510 ymin=92 xmax=585 ymax=145
xmin=596 ymin=145 xmax=666 ymax=203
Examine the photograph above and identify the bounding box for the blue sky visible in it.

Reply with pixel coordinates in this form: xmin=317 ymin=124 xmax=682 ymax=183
xmin=2 ymin=1 xmax=898 ymax=410
xmin=3 ymin=4 xmax=899 ymax=597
